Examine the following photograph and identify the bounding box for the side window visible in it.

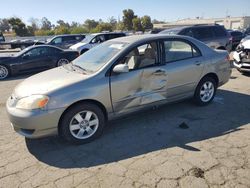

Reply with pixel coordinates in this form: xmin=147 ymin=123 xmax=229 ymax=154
xmin=91 ymin=35 xmax=105 ymax=43
xmin=117 ymin=42 xmax=158 ymax=71
xmin=24 ymin=47 xmax=49 ymax=57
xmin=213 ymin=27 xmax=227 ymax=37
xmin=193 ymin=27 xmax=213 ymax=40
xmin=63 ymin=36 xmax=76 ymax=42
xmin=164 ymin=40 xmax=200 ymax=63
xmin=52 ymin=37 xmax=62 ymax=44
xmin=180 ymin=28 xmax=194 ymax=37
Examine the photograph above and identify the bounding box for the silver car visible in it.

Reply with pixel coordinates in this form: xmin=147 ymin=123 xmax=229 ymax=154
xmin=6 ymin=35 xmax=231 ymax=144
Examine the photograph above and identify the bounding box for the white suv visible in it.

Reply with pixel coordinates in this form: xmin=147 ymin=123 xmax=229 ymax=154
xmin=70 ymin=32 xmax=125 ymax=54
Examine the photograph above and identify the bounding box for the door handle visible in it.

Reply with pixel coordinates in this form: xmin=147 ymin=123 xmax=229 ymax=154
xmin=195 ymin=61 xmax=201 ymax=66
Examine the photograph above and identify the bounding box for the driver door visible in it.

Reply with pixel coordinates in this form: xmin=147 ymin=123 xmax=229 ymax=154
xmin=17 ymin=47 xmax=52 ymax=73
xmin=110 ymin=41 xmax=168 ymax=115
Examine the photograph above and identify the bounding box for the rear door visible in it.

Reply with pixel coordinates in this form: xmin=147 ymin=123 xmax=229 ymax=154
xmin=160 ymin=39 xmax=204 ymax=101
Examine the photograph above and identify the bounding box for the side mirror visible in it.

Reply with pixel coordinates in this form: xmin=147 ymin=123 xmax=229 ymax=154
xmin=113 ymin=64 xmax=129 ymax=73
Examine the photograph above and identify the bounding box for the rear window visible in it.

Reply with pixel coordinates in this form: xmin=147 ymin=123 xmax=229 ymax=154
xmin=63 ymin=36 xmax=77 ymax=41
xmin=105 ymin=33 xmax=125 ymax=40
xmin=193 ymin=27 xmax=214 ymax=40
xmin=212 ymin=27 xmax=227 ymax=37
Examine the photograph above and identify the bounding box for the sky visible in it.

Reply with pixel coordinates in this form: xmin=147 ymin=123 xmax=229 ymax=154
xmin=1 ymin=0 xmax=250 ymax=25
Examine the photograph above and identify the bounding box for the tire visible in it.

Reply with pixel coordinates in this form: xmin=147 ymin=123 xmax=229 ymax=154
xmin=57 ymin=59 xmax=69 ymax=67
xmin=80 ymin=49 xmax=88 ymax=55
xmin=194 ymin=77 xmax=217 ymax=106
xmin=59 ymin=103 xmax=105 ymax=144
xmin=0 ymin=65 xmax=10 ymax=80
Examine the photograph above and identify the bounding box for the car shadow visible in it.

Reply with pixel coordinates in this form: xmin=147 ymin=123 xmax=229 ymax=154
xmin=25 ymin=89 xmax=250 ymax=168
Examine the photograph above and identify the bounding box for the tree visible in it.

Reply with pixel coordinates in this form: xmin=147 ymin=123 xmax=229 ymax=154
xmin=28 ymin=17 xmax=40 ymax=31
xmin=152 ymin=19 xmax=165 ymax=24
xmin=8 ymin=17 xmax=29 ymax=36
xmin=84 ymin=19 xmax=98 ymax=32
xmin=41 ymin=17 xmax=52 ymax=30
xmin=122 ymin=9 xmax=136 ymax=30
xmin=70 ymin=21 xmax=80 ymax=28
xmin=0 ymin=19 xmax=10 ymax=32
xmin=70 ymin=26 xmax=88 ymax=34
xmin=141 ymin=15 xmax=153 ymax=30
xmin=94 ymin=23 xmax=113 ymax=33
xmin=132 ymin=17 xmax=143 ymax=31
xmin=56 ymin=20 xmax=70 ymax=28
xmin=108 ymin=16 xmax=117 ymax=30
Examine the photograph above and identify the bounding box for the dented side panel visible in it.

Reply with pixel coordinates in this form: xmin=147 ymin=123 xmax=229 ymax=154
xmin=110 ymin=66 xmax=168 ymax=114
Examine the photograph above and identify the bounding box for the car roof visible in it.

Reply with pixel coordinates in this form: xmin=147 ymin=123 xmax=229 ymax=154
xmin=111 ymin=34 xmax=193 ymax=44
xmin=27 ymin=45 xmax=63 ymax=50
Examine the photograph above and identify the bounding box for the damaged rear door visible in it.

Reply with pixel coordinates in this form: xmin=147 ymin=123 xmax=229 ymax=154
xmin=110 ymin=41 xmax=168 ymax=114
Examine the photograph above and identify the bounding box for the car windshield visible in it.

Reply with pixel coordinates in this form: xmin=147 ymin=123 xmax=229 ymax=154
xmin=80 ymin=34 xmax=96 ymax=43
xmin=72 ymin=41 xmax=128 ymax=72
xmin=160 ymin=29 xmax=181 ymax=35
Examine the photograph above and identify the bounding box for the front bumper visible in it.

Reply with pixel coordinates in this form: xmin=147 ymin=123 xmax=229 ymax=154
xmin=6 ymin=101 xmax=66 ymax=138
xmin=234 ymin=61 xmax=250 ymax=72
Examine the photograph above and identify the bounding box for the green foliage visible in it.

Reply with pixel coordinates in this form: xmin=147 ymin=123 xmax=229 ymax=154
xmin=54 ymin=26 xmax=70 ymax=35
xmin=2 ymin=9 xmax=154 ymax=36
xmin=141 ymin=15 xmax=153 ymax=30
xmin=122 ymin=9 xmax=136 ymax=30
xmin=8 ymin=17 xmax=31 ymax=36
xmin=84 ymin=19 xmax=99 ymax=32
xmin=132 ymin=17 xmax=143 ymax=31
xmin=70 ymin=27 xmax=88 ymax=34
xmin=35 ymin=29 xmax=55 ymax=36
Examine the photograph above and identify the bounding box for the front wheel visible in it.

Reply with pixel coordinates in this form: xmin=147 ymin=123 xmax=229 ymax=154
xmin=194 ymin=77 xmax=217 ymax=106
xmin=0 ymin=65 xmax=9 ymax=80
xmin=59 ymin=103 xmax=105 ymax=144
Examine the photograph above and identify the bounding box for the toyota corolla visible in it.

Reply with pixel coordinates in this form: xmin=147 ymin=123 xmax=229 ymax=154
xmin=6 ymin=35 xmax=231 ymax=144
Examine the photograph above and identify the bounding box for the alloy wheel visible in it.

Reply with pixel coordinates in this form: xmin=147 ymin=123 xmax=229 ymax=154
xmin=69 ymin=111 xmax=99 ymax=139
xmin=200 ymin=81 xmax=215 ymax=102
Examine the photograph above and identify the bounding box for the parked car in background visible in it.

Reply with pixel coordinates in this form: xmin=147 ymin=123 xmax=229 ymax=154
xmin=227 ymin=30 xmax=245 ymax=49
xmin=0 ymin=32 xmax=5 ymax=42
xmin=70 ymin=32 xmax=126 ymax=54
xmin=6 ymin=35 xmax=231 ymax=144
xmin=233 ymin=39 xmax=250 ymax=73
xmin=45 ymin=34 xmax=85 ymax=49
xmin=240 ymin=35 xmax=250 ymax=44
xmin=160 ymin=24 xmax=232 ymax=51
xmin=244 ymin=27 xmax=250 ymax=36
xmin=0 ymin=45 xmax=78 ymax=79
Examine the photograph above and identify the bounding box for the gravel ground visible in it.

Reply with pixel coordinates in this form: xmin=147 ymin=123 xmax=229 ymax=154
xmin=0 ymin=69 xmax=249 ymax=188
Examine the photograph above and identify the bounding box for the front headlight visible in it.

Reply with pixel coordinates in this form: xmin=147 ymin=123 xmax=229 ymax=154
xmin=16 ymin=95 xmax=49 ymax=110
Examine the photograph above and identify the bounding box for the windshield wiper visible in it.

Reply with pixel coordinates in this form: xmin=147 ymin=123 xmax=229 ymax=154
xmin=72 ymin=64 xmax=87 ymax=72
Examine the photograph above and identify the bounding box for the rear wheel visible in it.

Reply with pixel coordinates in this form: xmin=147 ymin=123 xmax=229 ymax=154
xmin=59 ymin=103 xmax=105 ymax=144
xmin=194 ymin=77 xmax=217 ymax=106
xmin=0 ymin=65 xmax=9 ymax=80
xmin=57 ymin=59 xmax=69 ymax=66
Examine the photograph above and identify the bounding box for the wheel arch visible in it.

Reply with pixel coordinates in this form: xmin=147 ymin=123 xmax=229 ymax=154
xmin=58 ymin=99 xmax=108 ymax=132
xmin=200 ymin=73 xmax=219 ymax=87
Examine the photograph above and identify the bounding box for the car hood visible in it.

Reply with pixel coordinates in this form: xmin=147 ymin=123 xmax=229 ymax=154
xmin=70 ymin=42 xmax=87 ymax=50
xmin=14 ymin=66 xmax=91 ymax=98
